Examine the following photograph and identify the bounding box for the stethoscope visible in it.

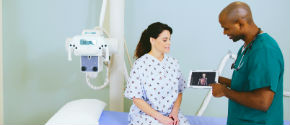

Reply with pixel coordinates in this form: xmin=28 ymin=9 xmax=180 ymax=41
xmin=231 ymin=28 xmax=261 ymax=71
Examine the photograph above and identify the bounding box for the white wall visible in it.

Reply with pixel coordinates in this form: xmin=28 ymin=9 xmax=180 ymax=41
xmin=0 ymin=0 xmax=3 ymax=123
xmin=124 ymin=0 xmax=290 ymax=120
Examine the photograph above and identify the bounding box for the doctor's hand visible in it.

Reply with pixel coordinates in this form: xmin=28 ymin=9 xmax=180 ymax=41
xmin=211 ymin=83 xmax=227 ymax=97
xmin=157 ymin=115 xmax=174 ymax=125
xmin=169 ymin=111 xmax=179 ymax=125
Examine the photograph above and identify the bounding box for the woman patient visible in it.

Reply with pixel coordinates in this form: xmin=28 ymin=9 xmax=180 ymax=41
xmin=124 ymin=22 xmax=190 ymax=125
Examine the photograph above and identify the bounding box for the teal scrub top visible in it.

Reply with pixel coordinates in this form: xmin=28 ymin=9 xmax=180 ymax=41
xmin=228 ymin=33 xmax=284 ymax=125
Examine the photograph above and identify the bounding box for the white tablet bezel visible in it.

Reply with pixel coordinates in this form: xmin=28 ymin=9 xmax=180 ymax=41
xmin=187 ymin=70 xmax=219 ymax=89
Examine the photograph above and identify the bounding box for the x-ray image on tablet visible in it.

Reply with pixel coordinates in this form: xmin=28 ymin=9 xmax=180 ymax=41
xmin=187 ymin=70 xmax=218 ymax=88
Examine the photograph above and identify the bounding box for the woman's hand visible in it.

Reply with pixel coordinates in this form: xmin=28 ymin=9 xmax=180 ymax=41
xmin=157 ymin=115 xmax=174 ymax=125
xmin=169 ymin=111 xmax=179 ymax=125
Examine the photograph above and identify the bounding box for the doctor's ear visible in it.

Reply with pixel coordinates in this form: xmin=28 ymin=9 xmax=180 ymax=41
xmin=237 ymin=18 xmax=247 ymax=29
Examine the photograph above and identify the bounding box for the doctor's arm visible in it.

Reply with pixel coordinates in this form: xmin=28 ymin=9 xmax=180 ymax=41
xmin=211 ymin=84 xmax=274 ymax=111
xmin=133 ymin=98 xmax=173 ymax=125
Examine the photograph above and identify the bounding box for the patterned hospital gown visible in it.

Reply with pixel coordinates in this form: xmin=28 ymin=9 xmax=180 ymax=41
xmin=124 ymin=54 xmax=190 ymax=125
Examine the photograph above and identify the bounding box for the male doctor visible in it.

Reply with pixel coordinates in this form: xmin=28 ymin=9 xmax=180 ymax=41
xmin=211 ymin=1 xmax=284 ymax=125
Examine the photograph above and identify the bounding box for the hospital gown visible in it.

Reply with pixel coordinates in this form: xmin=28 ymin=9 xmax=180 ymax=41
xmin=124 ymin=54 xmax=190 ymax=125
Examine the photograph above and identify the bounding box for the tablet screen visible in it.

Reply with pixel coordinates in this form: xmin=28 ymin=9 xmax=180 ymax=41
xmin=187 ymin=70 xmax=218 ymax=88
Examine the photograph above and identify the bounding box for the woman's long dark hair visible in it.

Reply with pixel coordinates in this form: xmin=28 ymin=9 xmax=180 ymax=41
xmin=134 ymin=22 xmax=172 ymax=59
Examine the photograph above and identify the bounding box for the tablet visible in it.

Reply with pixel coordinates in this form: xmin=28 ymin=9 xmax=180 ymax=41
xmin=187 ymin=70 xmax=218 ymax=88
